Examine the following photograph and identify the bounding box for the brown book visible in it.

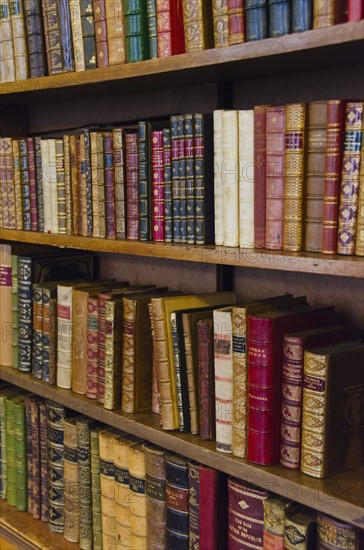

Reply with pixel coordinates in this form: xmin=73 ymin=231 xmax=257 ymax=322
xmin=90 ymin=130 xmax=105 ymax=238
xmin=112 ymin=127 xmax=126 ymax=240
xmin=355 ymin=142 xmax=364 ymax=256
xmin=317 ymin=513 xmax=363 ymax=550
xmin=93 ymin=0 xmax=108 ymax=68
xmin=301 ymin=340 xmax=364 ymax=478
xmin=125 ymin=130 xmax=139 ymax=240
xmin=227 ymin=0 xmax=244 ymax=45
xmin=63 ymin=417 xmax=80 ymax=543
xmin=254 ymin=105 xmax=267 ymax=248
xmin=105 ymin=0 xmax=125 ymax=66
xmin=42 ymin=0 xmax=63 ymax=74
xmin=304 ymin=101 xmax=327 ymax=253
xmin=212 ymin=0 xmax=229 ymax=47
xmin=313 ymin=0 xmax=345 ymax=28
xmin=197 ymin=319 xmax=215 ymax=441
xmin=182 ymin=0 xmax=214 ymax=52
xmin=143 ymin=442 xmax=167 ymax=549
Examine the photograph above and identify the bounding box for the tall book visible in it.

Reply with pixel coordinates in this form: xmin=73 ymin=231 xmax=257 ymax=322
xmin=212 ymin=0 xmax=228 ymax=47
xmin=125 ymin=130 xmax=139 ymax=240
xmin=47 ymin=400 xmax=66 ymax=533
xmin=5 ymin=395 xmax=19 ymax=507
xmin=14 ymin=396 xmax=28 ymax=511
xmin=124 ymin=0 xmax=149 ymax=63
xmin=337 ymin=101 xmax=363 ymax=255
xmin=151 ymin=128 xmax=165 ymax=242
xmin=94 ymin=0 xmax=109 ymax=67
xmin=165 ymin=452 xmax=189 ymax=549
xmin=24 ymin=395 xmax=34 ymax=513
xmin=69 ymin=0 xmax=85 ymax=71
xmin=104 ymin=294 xmax=124 ymax=410
xmin=12 ymin=138 xmax=23 ymax=230
xmin=146 ymin=0 xmax=158 ymax=59
xmin=238 ymin=109 xmax=254 ymax=248
xmin=143 ymin=442 xmax=167 ymax=550
xmin=90 ymin=425 xmax=107 ymax=550
xmin=41 ymin=281 xmax=58 ymax=385
xmin=10 ymin=0 xmax=28 ymax=84
xmin=80 ymin=0 xmax=97 ymax=70
xmin=99 ymin=429 xmax=120 ymax=550
xmin=156 ymin=0 xmax=185 ymax=57
xmin=105 ymin=0 xmax=125 ymax=66
xmin=128 ymin=441 xmax=147 ymax=549
xmin=222 ymin=109 xmax=239 ymax=247
xmin=138 ymin=120 xmax=152 ymax=241
xmin=104 ymin=131 xmax=116 ymax=239
xmin=197 ymin=318 xmax=215 ymax=441
xmin=112 ymin=127 xmax=126 ymax=240
xmin=181 ymin=0 xmax=214 ymax=52
xmin=57 ymin=0 xmax=74 ymax=72
xmin=0 ymin=244 xmax=12 ymax=367
xmin=26 ymin=137 xmax=38 ymax=231
xmin=245 ymin=0 xmax=268 ymax=41
xmin=23 ymin=0 xmax=47 ymax=78
xmin=41 ymin=0 xmax=63 ymax=74
xmin=355 ymin=141 xmax=364 ymax=256
xmin=77 ymin=417 xmax=94 ymax=550
xmin=213 ymin=109 xmax=224 ymax=245
xmin=29 ymin=396 xmax=42 ymax=519
xmin=63 ymin=417 xmax=80 ymax=543
xmin=39 ymin=400 xmax=48 ymax=521
xmin=301 ymin=340 xmax=364 ymax=478
xmin=254 ymin=105 xmax=267 ymax=248
xmin=90 ymin=130 xmax=105 ymax=238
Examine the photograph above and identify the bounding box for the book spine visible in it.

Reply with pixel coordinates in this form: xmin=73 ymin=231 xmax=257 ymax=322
xmin=245 ymin=0 xmax=268 ymax=41
xmin=188 ymin=461 xmax=200 ymax=548
xmin=12 ymin=139 xmax=23 ymax=230
xmin=100 ymin=431 xmax=117 ymax=549
xmin=143 ymin=442 xmax=167 ymax=550
xmin=72 ymin=289 xmax=88 ymax=394
xmin=105 ymin=0 xmax=125 ymax=66
xmin=322 ymin=100 xmax=345 ymax=254
xmin=57 ymin=284 xmax=73 ymax=389
xmin=355 ymin=141 xmax=364 ymax=256
xmin=39 ymin=139 xmax=51 ymax=233
xmin=78 ymin=133 xmax=87 ymax=236
xmin=69 ymin=0 xmax=85 ymax=71
xmin=1 ymin=0 xmax=16 ymax=82
xmin=151 ymin=129 xmax=165 ymax=242
xmin=47 ymin=138 xmax=59 ymax=234
xmin=163 ymin=127 xmax=173 ymax=243
xmin=14 ymin=399 xmax=27 ymax=511
xmin=284 ymin=508 xmax=317 ymax=548
xmin=212 ymin=0 xmax=228 ymax=47
xmin=214 ymin=308 xmax=233 ymax=453
xmin=348 ymin=0 xmax=364 ymax=21
xmin=0 ymin=139 xmax=9 ymax=230
xmin=4 ymin=138 xmax=16 ymax=230
xmin=265 ymin=105 xmax=285 ymax=250
xmin=197 ymin=319 xmax=215 ymax=441
xmin=84 ymin=129 xmax=93 ymax=236
xmin=183 ymin=113 xmax=194 ymax=245
xmin=214 ymin=110 xmax=224 ymax=245
xmin=238 ymin=110 xmax=255 ymax=248
xmin=69 ymin=134 xmax=80 ymax=234
xmin=90 ymin=131 xmax=103 ymax=238
xmin=104 ymin=131 xmax=116 ymax=239
xmin=5 ymin=398 xmax=17 ymax=506
xmin=171 ymin=115 xmax=180 ymax=243
xmin=337 ymin=101 xmax=363 ymax=255
xmin=31 ymin=137 xmax=43 ymax=231
xmin=113 ymin=128 xmax=126 ymax=240
xmin=194 ymin=113 xmax=214 ymax=245
xmin=121 ymin=297 xmax=136 ymax=414
xmin=94 ymin=0 xmax=109 ymax=67
xmin=47 ymin=400 xmax=65 ymax=533
xmin=263 ymin=495 xmax=287 ymax=548
xmin=178 ymin=114 xmax=187 ymax=244
xmin=63 ymin=418 xmax=80 ymax=543
xmin=23 ymin=0 xmax=47 ymax=78
xmin=268 ymin=0 xmax=291 ymax=37
xmin=292 ymin=0 xmax=312 ymax=31
xmin=39 ymin=401 xmax=49 ymax=521
xmin=25 ymin=398 xmax=33 ymax=513
xmin=57 ymin=0 xmax=75 ymax=71
xmin=182 ymin=313 xmax=198 ymax=435
xmin=55 ymin=137 xmax=67 ymax=235
xmin=18 ymin=256 xmax=34 ymax=372
xmin=200 ymin=466 xmax=220 ymax=549
xmin=232 ymin=305 xmax=247 ymax=458
xmin=124 ymin=0 xmax=149 ymax=62
xmin=11 ymin=255 xmax=19 ymax=369
xmin=63 ymin=135 xmax=73 ymax=235
xmin=80 ymin=0 xmax=97 ymax=69
xmin=222 ymin=110 xmax=239 ymax=247
xmin=304 ymin=100 xmax=327 ymax=253
xmin=313 ymin=0 xmax=344 ymax=28
xmin=165 ymin=453 xmax=189 ymax=549
xmin=90 ymin=427 xmax=103 ymax=550
xmin=0 ymin=395 xmax=8 ymax=499
xmin=42 ymin=0 xmax=63 ymax=74
xmin=97 ymin=294 xmax=107 ymax=404
xmin=114 ymin=436 xmax=133 ymax=549
xmin=147 ymin=0 xmax=158 ymax=59
xmin=0 ymin=244 xmax=13 ymax=367
xmin=283 ymin=102 xmax=306 ymax=252
xmin=317 ymin=513 xmax=361 ymax=549
xmin=125 ymin=131 xmax=139 ymax=240
xmin=138 ymin=121 xmax=151 ymax=241
xmin=227 ymin=0 xmax=244 ymax=45
xmin=42 ymin=287 xmax=57 ymax=384
xmin=77 ymin=417 xmax=93 ymax=550
xmin=19 ymin=138 xmax=31 ymax=231
xmin=128 ymin=443 xmax=147 ymax=549
xmin=30 ymin=400 xmax=41 ymax=518
xmin=182 ymin=0 xmax=213 ymax=52
xmin=86 ymin=295 xmax=99 ymax=399
xmin=148 ymin=301 xmax=161 ymax=415
xmin=156 ymin=0 xmax=172 ymax=57
xmin=171 ymin=312 xmax=186 ymax=431
xmin=104 ymin=299 xmax=123 ymax=410
xmin=32 ymin=284 xmax=43 ymax=379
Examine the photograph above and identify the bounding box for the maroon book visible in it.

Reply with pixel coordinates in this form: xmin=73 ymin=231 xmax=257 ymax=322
xmin=347 ymin=0 xmax=364 ymax=20
xmin=254 ymin=105 xmax=267 ymax=248
xmin=125 ymin=131 xmax=139 ymax=240
xmin=94 ymin=0 xmax=109 ymax=68
xmin=39 ymin=401 xmax=48 ymax=522
xmin=247 ymin=300 xmax=336 ymax=466
xmin=151 ymin=129 xmax=165 ymax=242
xmin=227 ymin=0 xmax=244 ymax=45
xmin=26 ymin=137 xmax=38 ymax=231
xmin=156 ymin=0 xmax=185 ymax=58
xmin=197 ymin=319 xmax=216 ymax=441
xmin=103 ymin=132 xmax=116 ymax=239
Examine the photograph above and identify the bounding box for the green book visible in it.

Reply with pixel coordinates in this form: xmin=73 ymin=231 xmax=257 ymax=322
xmin=146 ymin=0 xmax=158 ymax=59
xmin=5 ymin=396 xmax=16 ymax=506
xmin=14 ymin=396 xmax=28 ymax=511
xmin=124 ymin=0 xmax=149 ymax=62
xmin=11 ymin=255 xmax=19 ymax=369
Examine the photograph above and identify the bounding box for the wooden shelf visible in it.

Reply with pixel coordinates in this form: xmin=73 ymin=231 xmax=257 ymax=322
xmin=1 ymin=229 xmax=363 ymax=278
xmin=0 ymin=22 xmax=363 ymax=104
xmin=1 ymin=365 xmax=363 ymax=529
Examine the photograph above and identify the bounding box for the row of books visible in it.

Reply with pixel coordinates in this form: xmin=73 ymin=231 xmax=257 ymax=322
xmin=215 ymin=99 xmax=364 ymax=256
xmin=0 ymin=113 xmax=214 ymax=245
xmin=1 ymin=0 xmax=362 ymax=84
xmin=0 ymin=387 xmax=362 ymax=549
xmin=1 ymin=245 xmax=363 ymax=479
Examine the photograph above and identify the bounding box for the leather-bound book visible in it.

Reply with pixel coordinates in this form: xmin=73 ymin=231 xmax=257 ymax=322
xmin=147 ymin=0 xmax=158 ymax=59
xmin=156 ymin=0 xmax=185 ymax=57
xmin=268 ymin=0 xmax=291 ymax=37
xmin=292 ymin=0 xmax=313 ymax=31
xmin=128 ymin=441 xmax=147 ymax=549
xmin=322 ymin=100 xmax=345 ymax=254
xmin=14 ymin=396 xmax=28 ymax=511
xmin=263 ymin=495 xmax=293 ymax=549
xmin=143 ymin=442 xmax=167 ymax=550
xmin=348 ymin=0 xmax=364 ymax=21
xmin=12 ymin=139 xmax=23 ymax=230
xmin=10 ymin=0 xmax=28 ymax=80
xmin=245 ymin=0 xmax=268 ymax=41
xmin=47 ymin=399 xmax=66 ymax=533
xmin=181 ymin=0 xmax=214 ymax=52
xmin=239 ymin=110 xmax=255 ymax=248
xmin=23 ymin=0 xmax=47 ymax=78
xmin=222 ymin=109 xmax=239 ymax=247
xmin=86 ymin=294 xmax=99 ymax=399
xmin=301 ymin=340 xmax=364 ymax=478
xmin=284 ymin=507 xmax=317 ymax=549
xmin=11 ymin=254 xmax=19 ymax=369
xmin=77 ymin=417 xmax=94 ymax=550
xmin=1 ymin=0 xmax=16 ymax=82
xmin=104 ymin=295 xmax=124 ymax=410
xmin=185 ymin=113 xmax=195 ymax=245
xmin=63 ymin=417 xmax=80 ymax=543
xmin=214 ymin=110 xmax=224 ymax=245
xmin=247 ymin=300 xmax=337 ymax=466
xmin=39 ymin=400 xmax=48 ymax=521
xmin=165 ymin=452 xmax=189 ymax=549
xmin=355 ymin=142 xmax=364 ymax=255
xmin=228 ymin=478 xmax=269 ymax=549
xmin=69 ymin=0 xmax=85 ymax=71
xmin=171 ymin=310 xmax=190 ymax=432
xmin=171 ymin=115 xmax=181 ymax=243
xmin=41 ymin=282 xmax=58 ymax=385
xmin=103 ymin=131 xmax=116 ymax=239
xmin=317 ymin=513 xmax=363 ymax=549
xmin=138 ymin=120 xmax=152 ymax=241
xmin=90 ymin=425 xmax=107 ymax=550
xmin=194 ymin=113 xmax=215 ymax=245
xmin=337 ymin=101 xmax=363 ymax=255
xmin=2 ymin=138 xmax=15 ymax=230
xmin=112 ymin=127 xmax=126 ymax=240
xmin=254 ymin=105 xmax=267 ymax=248
xmin=18 ymin=138 xmax=31 ymax=231
xmin=313 ymin=0 xmax=346 ymax=28
xmin=25 ymin=397 xmax=36 ymax=514
xmin=151 ymin=129 xmax=165 ymax=241
xmin=80 ymin=129 xmax=93 ymax=237
xmin=227 ymin=0 xmax=244 ymax=45
xmin=304 ymin=100 xmax=327 ymax=253
xmin=105 ymin=0 xmax=125 ymax=66
xmin=32 ymin=283 xmax=43 ymax=380
xmin=0 ymin=244 xmax=13 ymax=367
xmin=55 ymin=137 xmax=67 ymax=235
xmin=5 ymin=395 xmax=18 ymax=506
xmin=124 ymin=0 xmax=149 ymax=62
xmin=94 ymin=0 xmax=109 ymax=67
xmin=265 ymin=105 xmax=285 ymax=250
xmin=80 ymin=0 xmax=97 ymax=69
xmin=57 ymin=0 xmax=75 ymax=72
xmin=125 ymin=130 xmax=139 ymax=240
xmin=63 ymin=134 xmax=73 ymax=235
xmin=163 ymin=127 xmax=172 ymax=242
xmin=69 ymin=134 xmax=80 ymax=234
xmin=99 ymin=429 xmax=120 ymax=550
xmin=212 ymin=0 xmax=228 ymax=47
xmin=178 ymin=114 xmax=187 ymax=244
xmin=41 ymin=0 xmax=63 ymax=74
xmin=48 ymin=138 xmax=59 ymax=234
xmin=90 ymin=130 xmax=105 ymax=238
xmin=283 ymin=102 xmax=306 ymax=252
xmin=197 ymin=318 xmax=215 ymax=440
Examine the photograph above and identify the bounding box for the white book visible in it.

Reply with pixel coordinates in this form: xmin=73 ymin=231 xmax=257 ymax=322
xmin=239 ymin=110 xmax=255 ymax=248
xmin=222 ymin=110 xmax=239 ymax=247
xmin=56 ymin=283 xmax=74 ymax=389
xmin=40 ymin=139 xmax=52 ymax=233
xmin=213 ymin=110 xmax=224 ymax=245
xmin=47 ymin=138 xmax=59 ymax=234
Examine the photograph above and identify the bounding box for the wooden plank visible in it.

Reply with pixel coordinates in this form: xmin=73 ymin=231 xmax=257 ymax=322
xmin=1 ymin=365 xmax=363 ymax=528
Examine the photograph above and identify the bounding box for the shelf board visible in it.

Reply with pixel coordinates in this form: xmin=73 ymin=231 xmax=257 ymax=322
xmin=0 ymin=22 xmax=363 ymax=104
xmin=1 ymin=229 xmax=363 ymax=278
xmin=1 ymin=365 xmax=363 ymax=529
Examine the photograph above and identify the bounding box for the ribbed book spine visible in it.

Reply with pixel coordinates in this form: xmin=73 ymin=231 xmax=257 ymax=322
xmin=0 ymin=244 xmax=13 ymax=367
xmin=57 ymin=284 xmax=73 ymax=389
xmin=94 ymin=0 xmax=109 ymax=68
xmin=314 ymin=0 xmax=344 ymax=28
xmin=104 ymin=131 xmax=116 ymax=239
xmin=171 ymin=312 xmax=188 ymax=432
xmin=125 ymin=131 xmax=139 ymax=240
xmin=0 ymin=395 xmax=9 ymax=499
xmin=63 ymin=417 xmax=80 ymax=543
xmin=69 ymin=0 xmax=85 ymax=71
xmin=14 ymin=397 xmax=27 ymax=511
xmin=228 ymin=0 xmax=245 ymax=45
xmin=32 ymin=283 xmax=43 ymax=379
xmin=171 ymin=115 xmax=180 ymax=243
xmin=47 ymin=400 xmax=66 ymax=533
xmin=4 ymin=137 xmax=16 ymax=230
xmin=104 ymin=297 xmax=123 ymax=410
xmin=1 ymin=0 xmax=16 ymax=82
xmin=18 ymin=256 xmax=35 ymax=373
xmin=77 ymin=417 xmax=93 ymax=550
xmin=97 ymin=293 xmax=107 ymax=404
xmin=182 ymin=0 xmax=214 ymax=51
xmin=138 ymin=121 xmax=151 ymax=241
xmin=90 ymin=130 xmax=103 ymax=238
xmin=80 ymin=0 xmax=97 ymax=69
xmin=214 ymin=307 xmax=233 ymax=453
xmin=23 ymin=0 xmax=47 ymax=78
xmin=47 ymin=138 xmax=59 ymax=234
xmin=19 ymin=138 xmax=31 ymax=231
xmin=163 ymin=127 xmax=173 ymax=243
xmin=11 ymin=254 xmax=19 ymax=369
xmin=25 ymin=137 xmax=37 ymax=231
xmin=112 ymin=128 xmax=126 ymax=240
xmin=194 ymin=113 xmax=214 ymax=245
xmin=151 ymin=129 xmax=165 ymax=242
xmin=114 ymin=434 xmax=133 ymax=549
xmin=30 ymin=399 xmax=42 ymax=518
xmin=232 ymin=305 xmax=247 ymax=458
xmin=42 ymin=285 xmax=57 ymax=384
xmin=263 ymin=495 xmax=289 ymax=548
xmin=39 ymin=401 xmax=49 ymax=521
xmin=147 ymin=0 xmax=158 ymax=58
xmin=55 ymin=138 xmax=67 ymax=235
xmin=100 ymin=430 xmax=119 ymax=550
xmin=63 ymin=134 xmax=73 ymax=234
xmin=86 ymin=295 xmax=99 ymax=399
xmin=268 ymin=0 xmax=291 ymax=37
xmin=69 ymin=134 xmax=80 ymax=234
xmin=181 ymin=312 xmax=198 ymax=435
xmin=238 ymin=109 xmax=255 ymax=248
xmin=212 ymin=0 xmax=228 ymax=47
xmin=42 ymin=0 xmax=63 ymax=74
xmin=178 ymin=114 xmax=187 ymax=244
xmin=165 ymin=452 xmax=189 ymax=549
xmin=72 ymin=288 xmax=90 ymax=395
xmin=355 ymin=142 xmax=364 ymax=256
xmin=245 ymin=0 xmax=268 ymax=41
xmin=57 ymin=0 xmax=74 ymax=72
xmin=156 ymin=0 xmax=185 ymax=57
xmin=128 ymin=442 xmax=147 ymax=549
xmin=197 ymin=319 xmax=215 ymax=441
xmin=292 ymin=0 xmax=312 ymax=32
xmin=90 ymin=426 xmax=105 ymax=550
xmin=12 ymin=139 xmax=23 ymax=230
xmin=317 ymin=513 xmax=361 ymax=549
xmin=25 ymin=397 xmax=34 ymax=513
xmin=124 ymin=0 xmax=149 ymax=63
xmin=143 ymin=442 xmax=167 ymax=550
xmin=105 ymin=0 xmax=125 ymax=66
xmin=188 ymin=461 xmax=200 ymax=548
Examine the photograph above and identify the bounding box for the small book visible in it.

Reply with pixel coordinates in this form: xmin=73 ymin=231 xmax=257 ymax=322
xmin=317 ymin=512 xmax=363 ymax=549
xmin=284 ymin=507 xmax=317 ymax=549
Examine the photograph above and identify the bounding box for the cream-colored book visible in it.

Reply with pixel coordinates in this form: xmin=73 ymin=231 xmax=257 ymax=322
xmin=238 ymin=110 xmax=255 ymax=248
xmin=222 ymin=110 xmax=239 ymax=247
xmin=47 ymin=138 xmax=59 ymax=234
xmin=69 ymin=0 xmax=85 ymax=71
xmin=214 ymin=109 xmax=224 ymax=245
xmin=40 ymin=139 xmax=52 ymax=233
xmin=128 ymin=442 xmax=147 ymax=550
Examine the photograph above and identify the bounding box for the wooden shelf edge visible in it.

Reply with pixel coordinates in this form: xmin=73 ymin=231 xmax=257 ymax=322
xmin=1 ymin=365 xmax=363 ymax=529
xmin=0 ymin=22 xmax=363 ymax=98
xmin=1 ymin=229 xmax=363 ymax=278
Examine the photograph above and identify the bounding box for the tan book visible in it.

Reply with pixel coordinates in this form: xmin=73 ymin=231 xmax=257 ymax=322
xmin=55 ymin=138 xmax=67 ymax=235
xmin=355 ymin=143 xmax=364 ymax=256
xmin=212 ymin=0 xmax=228 ymax=47
xmin=10 ymin=0 xmax=28 ymax=81
xmin=63 ymin=417 xmax=81 ymax=543
xmin=112 ymin=127 xmax=126 ymax=240
xmin=69 ymin=134 xmax=80 ymax=235
xmin=69 ymin=0 xmax=85 ymax=71
xmin=128 ymin=442 xmax=147 ymax=550
xmin=0 ymin=243 xmax=13 ymax=366
xmin=105 ymin=0 xmax=125 ymax=66
xmin=90 ymin=130 xmax=104 ymax=238
xmin=1 ymin=0 xmax=15 ymax=82
xmin=182 ymin=0 xmax=214 ymax=52
xmin=222 ymin=109 xmax=239 ymax=247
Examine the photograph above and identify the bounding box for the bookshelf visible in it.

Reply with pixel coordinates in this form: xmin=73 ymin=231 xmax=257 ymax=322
xmin=1 ymin=19 xmax=364 ymax=548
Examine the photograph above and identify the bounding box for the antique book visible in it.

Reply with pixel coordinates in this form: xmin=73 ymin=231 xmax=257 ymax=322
xmin=48 ymin=138 xmax=59 ymax=234
xmin=348 ymin=0 xmax=364 ymax=21
xmin=181 ymin=0 xmax=214 ymax=52
xmin=284 ymin=507 xmax=317 ymax=549
xmin=151 ymin=128 xmax=165 ymax=242
xmin=19 ymin=138 xmax=31 ymax=230
xmin=194 ymin=113 xmax=214 ymax=245
xmin=57 ymin=0 xmax=74 ymax=72
xmin=292 ymin=0 xmax=312 ymax=31
xmin=26 ymin=137 xmax=38 ymax=231
xmin=104 ymin=294 xmax=124 ymax=410
xmin=105 ymin=0 xmax=125 ymax=66
xmin=112 ymin=127 xmax=126 ymax=240
xmin=1 ymin=0 xmax=16 ymax=82
xmin=0 ymin=244 xmax=12 ymax=367
xmin=171 ymin=310 xmax=190 ymax=432
xmin=263 ymin=495 xmax=293 ymax=549
xmin=147 ymin=0 xmax=158 ymax=59
xmin=181 ymin=113 xmax=190 ymax=245
xmin=55 ymin=138 xmax=67 ymax=235
xmin=212 ymin=0 xmax=228 ymax=47
xmin=171 ymin=114 xmax=181 ymax=243
xmin=86 ymin=294 xmax=99 ymax=399
xmin=24 ymin=395 xmax=34 ymax=513
xmin=80 ymin=128 xmax=93 ymax=237
xmin=69 ymin=0 xmax=85 ymax=71
xmin=304 ymin=100 xmax=327 ymax=253
xmin=63 ymin=134 xmax=73 ymax=234
xmin=11 ymin=254 xmax=19 ymax=369
xmin=247 ymin=300 xmax=337 ymax=465
xmin=32 ymin=283 xmax=43 ymax=379
xmin=322 ymin=100 xmax=345 ymax=254
xmin=47 ymin=400 xmax=66 ymax=533
xmin=227 ymin=0 xmax=244 ymax=45
xmin=124 ymin=0 xmax=149 ymax=63
xmin=150 ymin=291 xmax=235 ymax=430
xmin=39 ymin=138 xmax=51 ymax=232
xmin=355 ymin=142 xmax=364 ymax=256
xmin=3 ymin=137 xmax=16 ymax=230
xmin=222 ymin=109 xmax=239 ymax=247
xmin=99 ymin=428 xmax=120 ymax=550
xmin=301 ymin=340 xmax=364 ymax=478
xmin=90 ymin=425 xmax=107 ymax=550
xmin=313 ymin=0 xmax=345 ymax=28
xmin=283 ymin=102 xmax=306 ymax=252
xmin=80 ymin=0 xmax=97 ymax=69
xmin=104 ymin=131 xmax=116 ymax=239
xmin=90 ymin=130 xmax=105 ymax=238
xmin=265 ymin=105 xmax=285 ymax=250
xmin=245 ymin=0 xmax=268 ymax=41
xmin=23 ymin=0 xmax=47 ymax=78
xmin=165 ymin=452 xmax=189 ymax=549
xmin=77 ymin=417 xmax=94 ymax=550
xmin=128 ymin=441 xmax=148 ymax=549
xmin=239 ymin=109 xmax=254 ymax=248
xmin=317 ymin=512 xmax=362 ymax=549
xmin=41 ymin=282 xmax=58 ymax=384
xmin=125 ymin=130 xmax=139 ymax=240
xmin=156 ymin=0 xmax=185 ymax=57
xmin=213 ymin=109 xmax=224 ymax=245
xmin=94 ymin=0 xmax=109 ymax=68
xmin=143 ymin=442 xmax=167 ymax=550
xmin=197 ymin=318 xmax=215 ymax=441
xmin=39 ymin=400 xmax=48 ymax=521
xmin=12 ymin=138 xmax=23 ymax=230
xmin=138 ymin=120 xmax=152 ymax=241
xmin=228 ymin=478 xmax=269 ymax=549
xmin=337 ymin=101 xmax=363 ymax=255
xmin=268 ymin=0 xmax=291 ymax=37
xmin=41 ymin=0 xmax=63 ymax=74
xmin=13 ymin=396 xmax=27 ymax=511
xmin=69 ymin=134 xmax=80 ymax=234
xmin=254 ymin=104 xmax=267 ymax=248
xmin=280 ymin=324 xmax=357 ymax=470
xmin=63 ymin=417 xmax=80 ymax=543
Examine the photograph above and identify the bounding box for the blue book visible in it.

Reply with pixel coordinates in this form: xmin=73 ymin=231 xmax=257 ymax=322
xmin=245 ymin=0 xmax=268 ymax=41
xmin=269 ymin=0 xmax=291 ymax=37
xmin=292 ymin=0 xmax=313 ymax=32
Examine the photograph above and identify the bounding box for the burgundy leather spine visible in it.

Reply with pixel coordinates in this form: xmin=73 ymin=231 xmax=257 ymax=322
xmin=199 ymin=466 xmax=218 ymax=550
xmin=347 ymin=0 xmax=364 ymax=20
xmin=86 ymin=296 xmax=98 ymax=399
xmin=227 ymin=0 xmax=244 ymax=45
xmin=197 ymin=319 xmax=216 ymax=441
xmin=104 ymin=132 xmax=116 ymax=239
xmin=26 ymin=137 xmax=38 ymax=231
xmin=94 ymin=0 xmax=109 ymax=67
xmin=151 ymin=129 xmax=165 ymax=242
xmin=97 ymin=294 xmax=107 ymax=404
xmin=254 ymin=105 xmax=267 ymax=248
xmin=125 ymin=132 xmax=139 ymax=240
xmin=156 ymin=0 xmax=185 ymax=58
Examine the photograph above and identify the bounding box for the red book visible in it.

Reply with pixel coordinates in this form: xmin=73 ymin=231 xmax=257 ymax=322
xmin=348 ymin=0 xmax=364 ymax=20
xmin=94 ymin=0 xmax=109 ymax=68
xmin=151 ymin=129 xmax=165 ymax=241
xmin=103 ymin=132 xmax=116 ymax=239
xmin=26 ymin=137 xmax=38 ymax=231
xmin=156 ymin=0 xmax=185 ymax=58
xmin=197 ymin=318 xmax=216 ymax=441
xmin=97 ymin=293 xmax=107 ymax=404
xmin=125 ymin=131 xmax=139 ymax=240
xmin=322 ymin=100 xmax=345 ymax=254
xmin=254 ymin=105 xmax=267 ymax=248
xmin=227 ymin=0 xmax=244 ymax=45
xmin=247 ymin=300 xmax=336 ymax=466
xmin=86 ymin=295 xmax=99 ymax=399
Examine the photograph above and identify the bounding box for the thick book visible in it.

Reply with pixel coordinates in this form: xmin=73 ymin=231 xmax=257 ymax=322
xmin=292 ymin=0 xmax=312 ymax=32
xmin=77 ymin=417 xmax=94 ymax=550
xmin=0 ymin=243 xmax=12 ymax=367
xmin=105 ymin=0 xmax=125 ymax=66
xmin=23 ymin=0 xmax=47 ymax=78
xmin=348 ymin=0 xmax=364 ymax=21
xmin=182 ymin=0 xmax=214 ymax=52
xmin=254 ymin=105 xmax=267 ymax=248
xmin=39 ymin=400 xmax=48 ymax=522
xmin=143 ymin=442 xmax=167 ymax=550
xmin=156 ymin=0 xmax=185 ymax=57
xmin=194 ymin=113 xmax=215 ymax=245
xmin=268 ymin=0 xmax=291 ymax=37
xmin=11 ymin=255 xmax=19 ymax=369
xmin=55 ymin=138 xmax=67 ymax=235
xmin=317 ymin=512 xmax=362 ymax=549
xmin=301 ymin=340 xmax=364 ymax=478
xmin=80 ymin=0 xmax=97 ymax=70
xmin=313 ymin=0 xmax=345 ymax=28
xmin=29 ymin=396 xmax=42 ymax=519
xmin=47 ymin=399 xmax=66 ymax=533
xmin=112 ymin=127 xmax=126 ymax=240
xmin=227 ymin=0 xmax=244 ymax=45
xmin=90 ymin=130 xmax=105 ymax=238
xmin=284 ymin=507 xmax=317 ymax=549
xmin=19 ymin=138 xmax=31 ymax=231
xmin=12 ymin=139 xmax=23 ymax=230
xmin=5 ymin=394 xmax=22 ymax=507
xmin=124 ymin=0 xmax=149 ymax=63
xmin=165 ymin=452 xmax=189 ymax=549
xmin=245 ymin=0 xmax=268 ymax=41
xmin=128 ymin=441 xmax=148 ymax=549
xmin=24 ymin=395 xmax=34 ymax=513
xmin=63 ymin=417 xmax=80 ymax=543
xmin=104 ymin=131 xmax=116 ymax=239
xmin=212 ymin=0 xmax=228 ymax=48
